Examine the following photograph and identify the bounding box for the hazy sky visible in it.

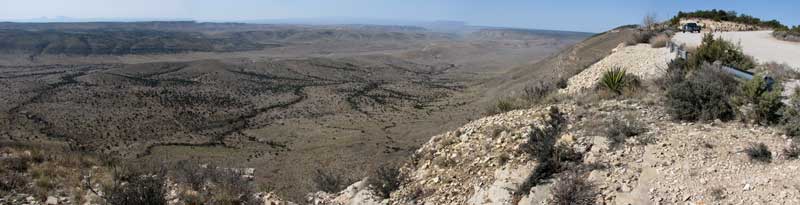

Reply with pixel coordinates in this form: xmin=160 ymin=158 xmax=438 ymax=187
xmin=1 ymin=0 xmax=798 ymax=32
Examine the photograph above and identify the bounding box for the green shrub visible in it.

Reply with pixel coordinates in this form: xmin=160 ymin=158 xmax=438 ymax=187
xmin=670 ymin=10 xmax=787 ymax=29
xmin=783 ymin=92 xmax=800 ymax=137
xmin=666 ymin=65 xmax=739 ymax=121
xmin=737 ymin=75 xmax=784 ymax=125
xmin=599 ymin=67 xmax=640 ymax=95
xmin=744 ymin=143 xmax=772 ymax=163
xmin=688 ymin=34 xmax=755 ymax=70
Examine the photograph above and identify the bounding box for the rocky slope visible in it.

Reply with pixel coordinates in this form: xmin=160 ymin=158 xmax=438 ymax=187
xmin=294 ymin=37 xmax=800 ymax=205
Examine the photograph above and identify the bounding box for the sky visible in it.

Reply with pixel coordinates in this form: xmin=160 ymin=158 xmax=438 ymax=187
xmin=0 ymin=0 xmax=798 ymax=32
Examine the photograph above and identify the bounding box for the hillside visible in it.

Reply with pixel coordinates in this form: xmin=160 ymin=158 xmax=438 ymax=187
xmin=0 ymin=21 xmax=593 ymax=202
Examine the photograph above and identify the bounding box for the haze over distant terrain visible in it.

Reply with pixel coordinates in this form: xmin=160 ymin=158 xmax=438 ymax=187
xmin=2 ymin=0 xmax=799 ymax=32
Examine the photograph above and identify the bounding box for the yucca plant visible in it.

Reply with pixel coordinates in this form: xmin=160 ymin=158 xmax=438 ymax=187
xmin=599 ymin=67 xmax=629 ymax=95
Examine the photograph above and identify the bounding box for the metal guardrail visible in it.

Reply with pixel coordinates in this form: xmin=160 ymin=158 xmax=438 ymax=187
xmin=666 ymin=40 xmax=775 ymax=89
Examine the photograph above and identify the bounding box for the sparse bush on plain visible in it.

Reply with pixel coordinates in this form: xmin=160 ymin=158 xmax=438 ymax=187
xmin=523 ymin=82 xmax=555 ymax=104
xmin=484 ymin=98 xmax=519 ymax=116
xmin=103 ymin=170 xmax=168 ymax=205
xmin=367 ymin=164 xmax=404 ymax=198
xmin=548 ymin=171 xmax=597 ymax=205
xmin=744 ymin=143 xmax=772 ymax=163
xmin=666 ymin=64 xmax=739 ymax=122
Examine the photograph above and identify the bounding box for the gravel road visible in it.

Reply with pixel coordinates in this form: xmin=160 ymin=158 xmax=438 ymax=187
xmin=672 ymin=31 xmax=800 ymax=70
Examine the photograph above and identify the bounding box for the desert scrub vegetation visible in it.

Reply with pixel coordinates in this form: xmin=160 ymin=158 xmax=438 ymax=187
xmin=168 ymin=161 xmax=264 ymax=205
xmin=548 ymin=171 xmax=598 ymax=205
xmin=626 ymin=30 xmax=656 ymax=45
xmin=483 ymin=98 xmax=518 ymax=116
xmin=783 ymin=143 xmax=800 ymax=160
xmin=666 ymin=63 xmax=739 ymax=122
xmin=773 ymin=26 xmax=800 ymax=42
xmin=516 ymin=107 xmax=581 ymax=196
xmin=735 ymin=74 xmax=784 ymax=125
xmin=753 ymin=62 xmax=800 ymax=81
xmin=688 ymin=34 xmax=755 ymax=70
xmin=669 ymin=10 xmax=787 ymax=29
xmin=100 ymin=169 xmax=168 ymax=205
xmin=744 ymin=143 xmax=772 ymax=163
xmin=649 ymin=33 xmax=669 ymax=48
xmin=367 ymin=164 xmax=404 ymax=198
xmin=603 ymin=115 xmax=648 ymax=148
xmin=313 ymin=169 xmax=351 ymax=193
xmin=782 ymin=90 xmax=800 ymax=137
xmin=598 ymin=67 xmax=641 ymax=96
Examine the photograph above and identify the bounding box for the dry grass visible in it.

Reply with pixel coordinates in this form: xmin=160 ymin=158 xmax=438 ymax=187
xmin=649 ymin=34 xmax=670 ymax=48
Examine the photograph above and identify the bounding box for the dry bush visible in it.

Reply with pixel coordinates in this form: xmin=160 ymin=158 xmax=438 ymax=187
xmin=604 ymin=115 xmax=648 ymax=148
xmin=642 ymin=13 xmax=658 ymax=30
xmin=2 ymin=156 xmax=31 ymax=173
xmin=627 ymin=30 xmax=655 ymax=45
xmin=313 ymin=169 xmax=349 ymax=193
xmin=656 ymin=59 xmax=688 ymax=90
xmin=549 ymin=171 xmax=597 ymax=205
xmin=103 ymin=174 xmax=168 ymax=205
xmin=523 ymin=82 xmax=555 ymax=104
xmin=484 ymin=98 xmax=519 ymax=116
xmin=517 ymin=107 xmax=576 ymax=195
xmin=744 ymin=143 xmax=772 ymax=163
xmin=649 ymin=34 xmax=669 ymax=48
xmin=784 ymin=143 xmax=800 ymax=159
xmin=666 ymin=64 xmax=739 ymax=122
xmin=367 ymin=164 xmax=404 ymax=198
xmin=169 ymin=161 xmax=262 ymax=205
xmin=0 ymin=172 xmax=29 ymax=193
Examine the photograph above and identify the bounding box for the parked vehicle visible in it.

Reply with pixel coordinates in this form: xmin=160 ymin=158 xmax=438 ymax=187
xmin=682 ymin=23 xmax=701 ymax=33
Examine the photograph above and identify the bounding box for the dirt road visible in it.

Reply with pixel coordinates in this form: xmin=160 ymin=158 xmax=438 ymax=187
xmin=672 ymin=31 xmax=800 ymax=70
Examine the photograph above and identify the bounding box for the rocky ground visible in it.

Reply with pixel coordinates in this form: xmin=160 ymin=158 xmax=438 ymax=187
xmin=561 ymin=43 xmax=674 ymax=94
xmin=286 ymin=37 xmax=800 ymax=205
